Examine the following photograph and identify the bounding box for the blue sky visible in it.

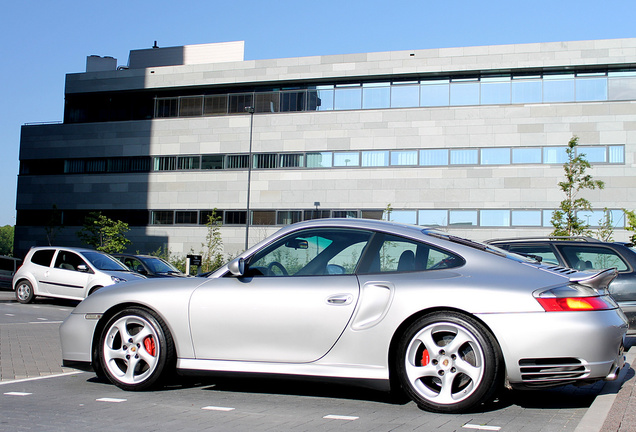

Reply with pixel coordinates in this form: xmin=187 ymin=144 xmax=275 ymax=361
xmin=1 ymin=0 xmax=634 ymax=226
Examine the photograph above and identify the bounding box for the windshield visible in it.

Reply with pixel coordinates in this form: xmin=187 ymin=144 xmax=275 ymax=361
xmin=83 ymin=251 xmax=130 ymax=271
xmin=142 ymin=257 xmax=181 ymax=274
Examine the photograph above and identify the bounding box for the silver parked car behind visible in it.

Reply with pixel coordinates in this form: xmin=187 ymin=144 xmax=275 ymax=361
xmin=60 ymin=219 xmax=627 ymax=413
xmin=14 ymin=246 xmax=146 ymax=303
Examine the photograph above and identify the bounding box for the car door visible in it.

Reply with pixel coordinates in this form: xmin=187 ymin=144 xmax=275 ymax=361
xmin=44 ymin=250 xmax=92 ymax=298
xmin=189 ymin=227 xmax=372 ymax=363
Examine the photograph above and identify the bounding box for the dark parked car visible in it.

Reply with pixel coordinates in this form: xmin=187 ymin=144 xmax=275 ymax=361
xmin=487 ymin=237 xmax=636 ymax=333
xmin=112 ymin=254 xmax=188 ymax=278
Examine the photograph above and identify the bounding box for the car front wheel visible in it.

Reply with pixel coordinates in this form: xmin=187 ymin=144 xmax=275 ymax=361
xmin=98 ymin=307 xmax=175 ymax=391
xmin=396 ymin=311 xmax=502 ymax=413
xmin=15 ymin=280 xmax=35 ymax=304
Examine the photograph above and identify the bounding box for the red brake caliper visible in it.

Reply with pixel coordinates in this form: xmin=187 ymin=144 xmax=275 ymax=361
xmin=143 ymin=336 xmax=156 ymax=356
xmin=421 ymin=349 xmax=430 ymax=366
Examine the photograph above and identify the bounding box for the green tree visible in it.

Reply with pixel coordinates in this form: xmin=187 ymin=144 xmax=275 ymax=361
xmin=77 ymin=212 xmax=132 ymax=253
xmin=201 ymin=210 xmax=225 ymax=272
xmin=624 ymin=209 xmax=636 ymax=244
xmin=595 ymin=208 xmax=614 ymax=242
xmin=0 ymin=225 xmax=14 ymax=256
xmin=550 ymin=136 xmax=604 ymax=237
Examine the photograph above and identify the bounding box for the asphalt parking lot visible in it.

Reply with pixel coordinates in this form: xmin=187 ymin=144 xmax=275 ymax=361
xmin=1 ymin=289 xmax=635 ymax=431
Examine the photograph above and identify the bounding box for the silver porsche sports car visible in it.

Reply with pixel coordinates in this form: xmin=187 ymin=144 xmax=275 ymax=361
xmin=60 ymin=219 xmax=627 ymax=413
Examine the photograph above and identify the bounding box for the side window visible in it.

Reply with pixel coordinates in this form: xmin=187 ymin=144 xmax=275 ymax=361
xmin=30 ymin=249 xmax=56 ymax=267
xmin=507 ymin=245 xmax=560 ymax=265
xmin=559 ymin=246 xmax=629 ymax=272
xmin=247 ymin=228 xmax=371 ymax=277
xmin=360 ymin=234 xmax=463 ymax=274
xmin=54 ymin=251 xmax=87 ymax=272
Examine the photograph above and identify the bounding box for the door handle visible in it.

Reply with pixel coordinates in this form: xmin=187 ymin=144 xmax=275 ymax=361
xmin=327 ymin=294 xmax=353 ymax=305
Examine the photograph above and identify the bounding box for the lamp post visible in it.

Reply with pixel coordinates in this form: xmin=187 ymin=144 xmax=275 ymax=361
xmin=245 ymin=106 xmax=255 ymax=250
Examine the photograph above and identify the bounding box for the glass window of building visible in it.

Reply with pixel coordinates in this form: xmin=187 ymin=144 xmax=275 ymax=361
xmin=280 ymin=91 xmax=306 ymax=112
xmin=177 ymin=156 xmax=200 ymax=170
xmin=543 ymin=74 xmax=575 ymax=102
xmin=511 ymin=210 xmax=542 ymax=226
xmin=199 ymin=210 xmax=223 ymax=225
xmin=608 ymin=71 xmax=636 ymax=100
xmin=201 ymin=155 xmax=224 ymax=170
xmin=577 ymin=209 xmax=608 ymax=227
xmin=332 ymin=210 xmax=359 ymax=218
xmin=155 ymin=98 xmax=179 ymax=118
xmin=542 ymin=210 xmax=555 ymax=227
xmin=153 ymin=156 xmax=177 ymax=171
xmin=361 ymin=210 xmax=384 ymax=220
xmin=577 ymin=146 xmax=606 ymax=163
xmin=361 ymin=151 xmax=389 ymax=167
xmin=333 ymin=152 xmax=360 ymax=167
xmin=225 ymin=211 xmax=247 ymax=225
xmin=254 ymin=153 xmax=278 ymax=169
xmin=388 ymin=210 xmax=417 ymax=224
xmin=609 ymin=146 xmax=624 ymax=164
xmin=480 ymin=210 xmax=510 ymax=227
xmin=450 ymin=79 xmax=480 ymax=106
xmin=204 ymin=95 xmax=228 ymax=115
xmin=228 ymin=93 xmax=254 ymax=114
xmin=480 ymin=76 xmax=511 ymax=105
xmin=390 ymin=150 xmax=418 ymax=166
xmin=512 ymin=148 xmax=542 ymax=164
xmin=610 ymin=209 xmax=625 ymax=227
xmin=334 ymin=84 xmax=362 ymax=110
xmin=175 ymin=211 xmax=198 ymax=224
xmin=480 ymin=148 xmax=511 ymax=165
xmin=362 ymin=83 xmax=390 ymax=109
xmin=418 ymin=210 xmax=448 ymax=227
xmin=576 ymin=74 xmax=607 ymax=101
xmin=543 ymin=147 xmax=568 ymax=164
xmin=252 ymin=211 xmax=277 ymax=225
xmin=226 ymin=154 xmax=249 ymax=169
xmin=391 ymin=82 xmax=420 ymax=108
xmin=449 ymin=210 xmax=478 ymax=226
xmin=311 ymin=86 xmax=334 ymax=111
xmin=279 ymin=153 xmax=304 ymax=168
xmin=86 ymin=159 xmax=106 ymax=173
xmin=179 ymin=96 xmax=203 ymax=117
xmin=420 ymin=149 xmax=449 ymax=166
xmin=450 ymin=149 xmax=478 ymax=165
xmin=255 ymin=92 xmax=280 ymax=113
xmin=511 ymin=76 xmax=542 ymax=104
xmin=420 ymin=80 xmax=450 ymax=107
xmin=151 ymin=211 xmax=174 ymax=225
xmin=277 ymin=210 xmax=302 ymax=225
xmin=306 ymin=152 xmax=332 ymax=168
xmin=304 ymin=210 xmax=331 ymax=220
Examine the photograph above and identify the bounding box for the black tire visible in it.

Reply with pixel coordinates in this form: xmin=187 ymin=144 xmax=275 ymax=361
xmin=395 ymin=311 xmax=502 ymax=413
xmin=15 ymin=280 xmax=35 ymax=304
xmin=97 ymin=307 xmax=175 ymax=391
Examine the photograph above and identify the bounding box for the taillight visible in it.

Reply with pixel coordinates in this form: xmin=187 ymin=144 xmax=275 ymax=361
xmin=535 ymin=284 xmax=618 ymax=312
xmin=537 ymin=296 xmax=614 ymax=312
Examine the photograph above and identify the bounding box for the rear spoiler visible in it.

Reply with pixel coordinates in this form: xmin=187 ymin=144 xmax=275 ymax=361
xmin=570 ymin=268 xmax=618 ymax=292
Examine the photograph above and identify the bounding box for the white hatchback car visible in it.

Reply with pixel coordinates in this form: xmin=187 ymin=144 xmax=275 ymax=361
xmin=13 ymin=247 xmax=145 ymax=303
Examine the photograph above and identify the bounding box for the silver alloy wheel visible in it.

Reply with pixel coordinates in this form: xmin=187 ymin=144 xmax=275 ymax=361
xmin=15 ymin=280 xmax=34 ymax=304
xmin=404 ymin=321 xmax=485 ymax=405
xmin=102 ymin=314 xmax=161 ymax=385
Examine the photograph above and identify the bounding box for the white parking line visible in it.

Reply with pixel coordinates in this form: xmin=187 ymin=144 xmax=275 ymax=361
xmin=4 ymin=392 xmax=32 ymax=396
xmin=0 ymin=371 xmax=83 ymax=386
xmin=463 ymin=424 xmax=502 ymax=431
xmin=96 ymin=398 xmax=127 ymax=403
xmin=201 ymin=406 xmax=235 ymax=411
xmin=323 ymin=415 xmax=359 ymax=421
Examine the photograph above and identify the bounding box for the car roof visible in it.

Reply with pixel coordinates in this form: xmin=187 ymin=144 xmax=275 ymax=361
xmin=29 ymin=246 xmax=108 ymax=254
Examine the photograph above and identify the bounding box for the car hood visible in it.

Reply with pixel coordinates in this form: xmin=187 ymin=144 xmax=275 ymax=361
xmin=102 ymin=270 xmax=147 ymax=281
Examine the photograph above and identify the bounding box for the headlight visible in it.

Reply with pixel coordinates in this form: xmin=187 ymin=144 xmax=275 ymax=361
xmin=111 ymin=276 xmax=127 ymax=283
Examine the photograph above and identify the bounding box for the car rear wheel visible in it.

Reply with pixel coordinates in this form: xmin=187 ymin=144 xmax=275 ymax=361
xmin=15 ymin=280 xmax=34 ymax=304
xmin=98 ymin=307 xmax=175 ymax=391
xmin=396 ymin=311 xmax=502 ymax=413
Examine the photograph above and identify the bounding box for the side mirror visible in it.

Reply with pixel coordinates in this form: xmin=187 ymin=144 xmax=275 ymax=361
xmin=228 ymin=257 xmax=246 ymax=276
xmin=77 ymin=264 xmax=90 ymax=273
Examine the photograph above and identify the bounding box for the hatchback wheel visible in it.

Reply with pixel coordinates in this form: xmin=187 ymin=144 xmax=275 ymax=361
xmin=396 ymin=311 xmax=502 ymax=413
xmin=15 ymin=280 xmax=34 ymax=304
xmin=98 ymin=308 xmax=174 ymax=391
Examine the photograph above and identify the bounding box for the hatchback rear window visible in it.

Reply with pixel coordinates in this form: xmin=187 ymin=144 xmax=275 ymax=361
xmin=559 ymin=245 xmax=629 ymax=272
xmin=31 ymin=249 xmax=56 ymax=267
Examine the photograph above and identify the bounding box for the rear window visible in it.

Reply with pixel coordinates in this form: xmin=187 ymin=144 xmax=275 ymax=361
xmin=30 ymin=249 xmax=56 ymax=267
xmin=558 ymin=245 xmax=629 ymax=272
